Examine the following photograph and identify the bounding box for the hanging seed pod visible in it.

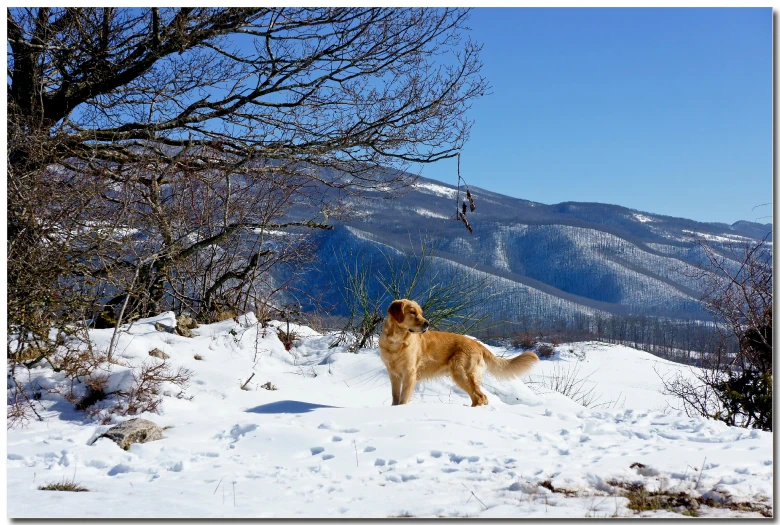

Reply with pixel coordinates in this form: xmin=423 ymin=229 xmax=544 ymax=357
xmin=467 ymin=189 xmax=476 ymax=212
xmin=458 ymin=211 xmax=473 ymax=234
xmin=462 ymin=201 xmax=468 ymax=215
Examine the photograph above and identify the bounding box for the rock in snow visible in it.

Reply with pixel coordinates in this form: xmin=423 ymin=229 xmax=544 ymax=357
xmin=175 ymin=316 xmax=198 ymax=338
xmin=148 ymin=348 xmax=169 ymax=360
xmin=154 ymin=321 xmax=175 ymax=334
xmin=99 ymin=418 xmax=164 ymax=450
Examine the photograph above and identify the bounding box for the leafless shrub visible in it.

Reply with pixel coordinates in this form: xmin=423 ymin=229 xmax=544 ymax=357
xmin=536 ymin=345 xmax=555 ymax=359
xmin=106 ymin=361 xmax=193 ymax=421
xmin=334 ymin=234 xmax=499 ymax=352
xmin=663 ymin=234 xmax=772 ymax=430
xmin=7 ymin=368 xmax=44 ymax=429
xmin=514 ymin=332 xmax=537 ymax=350
xmin=276 ymin=328 xmax=298 ymax=352
xmin=524 ymin=361 xmax=620 ymax=409
xmin=275 ymin=304 xmax=301 ymax=352
xmin=33 ymin=336 xmax=194 ymax=425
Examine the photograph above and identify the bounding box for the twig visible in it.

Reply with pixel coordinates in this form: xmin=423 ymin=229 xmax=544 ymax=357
xmin=353 ymin=439 xmax=359 ymax=467
xmin=108 ymin=257 xmax=149 ymax=362
xmin=241 ymin=373 xmax=255 ymax=390
xmin=232 ymin=481 xmax=236 ymax=507
xmin=213 ymin=476 xmax=224 ymax=495
xmin=695 ymin=456 xmax=706 ymax=490
xmin=461 ymin=482 xmax=488 ymax=510
xmin=675 ymin=465 xmax=689 ymax=492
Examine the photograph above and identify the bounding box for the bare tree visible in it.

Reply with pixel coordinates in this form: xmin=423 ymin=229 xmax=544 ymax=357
xmin=8 ymin=7 xmax=487 ymax=319
xmin=7 ymin=8 xmax=486 ymax=421
xmin=661 ymin=234 xmax=772 ymax=430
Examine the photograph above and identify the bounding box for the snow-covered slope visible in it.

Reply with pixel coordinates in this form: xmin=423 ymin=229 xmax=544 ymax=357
xmin=292 ymin=175 xmax=771 ymax=326
xmin=7 ymin=315 xmax=773 ymax=518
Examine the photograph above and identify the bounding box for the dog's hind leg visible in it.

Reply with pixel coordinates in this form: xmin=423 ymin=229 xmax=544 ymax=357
xmin=449 ymin=351 xmax=489 ymax=407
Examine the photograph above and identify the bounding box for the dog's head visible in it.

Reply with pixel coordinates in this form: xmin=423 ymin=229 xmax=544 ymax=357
xmin=387 ymin=299 xmax=430 ymax=334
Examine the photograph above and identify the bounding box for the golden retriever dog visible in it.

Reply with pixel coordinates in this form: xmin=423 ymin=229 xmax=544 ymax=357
xmin=378 ymin=299 xmax=540 ymax=407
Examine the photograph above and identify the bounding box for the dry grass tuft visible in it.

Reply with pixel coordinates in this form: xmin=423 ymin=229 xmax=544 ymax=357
xmin=39 ymin=480 xmax=89 ymax=492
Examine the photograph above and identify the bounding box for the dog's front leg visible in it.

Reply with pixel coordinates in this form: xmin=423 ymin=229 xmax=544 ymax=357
xmin=389 ymin=371 xmax=402 ymax=406
xmin=399 ymin=372 xmax=417 ymax=405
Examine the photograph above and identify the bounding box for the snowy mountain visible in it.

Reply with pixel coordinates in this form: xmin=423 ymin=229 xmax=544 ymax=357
xmin=8 ymin=314 xmax=772 ymax=518
xmin=293 ymin=176 xmax=772 ymax=327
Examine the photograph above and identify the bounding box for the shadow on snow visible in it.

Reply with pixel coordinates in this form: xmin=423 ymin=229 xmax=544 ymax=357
xmin=246 ymin=400 xmax=337 ymax=414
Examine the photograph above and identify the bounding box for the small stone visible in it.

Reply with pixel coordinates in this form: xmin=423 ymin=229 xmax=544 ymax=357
xmin=99 ymin=418 xmax=164 ymax=451
xmin=149 ymin=348 xmax=169 ymax=360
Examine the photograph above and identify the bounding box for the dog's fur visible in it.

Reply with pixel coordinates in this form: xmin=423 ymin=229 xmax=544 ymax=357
xmin=378 ymin=299 xmax=540 ymax=407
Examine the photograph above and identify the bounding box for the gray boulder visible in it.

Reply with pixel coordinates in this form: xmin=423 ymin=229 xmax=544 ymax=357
xmin=100 ymin=418 xmax=164 ymax=450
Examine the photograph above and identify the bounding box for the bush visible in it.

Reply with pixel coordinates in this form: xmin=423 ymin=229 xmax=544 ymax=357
xmin=663 ymin=235 xmax=772 ymax=431
xmin=514 ymin=332 xmax=536 ymax=350
xmin=714 ymin=369 xmax=772 ymax=431
xmin=334 ymin=234 xmax=498 ymax=352
xmin=536 ymin=345 xmax=554 ymax=359
xmin=524 ymin=361 xmax=622 ymax=409
xmin=8 ymin=330 xmax=193 ymax=428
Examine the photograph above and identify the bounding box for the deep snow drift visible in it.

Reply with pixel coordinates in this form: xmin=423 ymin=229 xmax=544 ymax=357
xmin=7 ymin=313 xmax=773 ymax=518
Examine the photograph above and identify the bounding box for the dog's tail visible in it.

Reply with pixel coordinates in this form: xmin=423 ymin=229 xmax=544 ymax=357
xmin=482 ymin=348 xmax=540 ymax=380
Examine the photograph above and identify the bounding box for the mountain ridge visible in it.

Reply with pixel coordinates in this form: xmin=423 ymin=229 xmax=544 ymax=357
xmin=287 ymin=174 xmax=771 ymax=329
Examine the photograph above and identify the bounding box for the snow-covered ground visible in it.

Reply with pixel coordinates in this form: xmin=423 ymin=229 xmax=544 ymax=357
xmin=7 ymin=314 xmax=773 ymax=518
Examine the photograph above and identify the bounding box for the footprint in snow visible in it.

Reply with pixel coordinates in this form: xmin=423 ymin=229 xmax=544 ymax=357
xmin=375 ymin=458 xmax=386 ymax=466
xmin=430 ymin=450 xmax=443 ymax=458
xmin=311 ymin=446 xmax=325 ymax=455
xmin=332 ymin=436 xmax=343 ymax=442
xmin=363 ymin=446 xmax=376 ymax=453
xmin=107 ymin=464 xmax=132 ymax=476
xmin=448 ymin=453 xmax=479 ymax=464
xmin=322 ymin=454 xmax=335 ymax=461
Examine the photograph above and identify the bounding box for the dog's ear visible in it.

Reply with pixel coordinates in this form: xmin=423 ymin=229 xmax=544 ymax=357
xmin=387 ymin=300 xmax=405 ymax=323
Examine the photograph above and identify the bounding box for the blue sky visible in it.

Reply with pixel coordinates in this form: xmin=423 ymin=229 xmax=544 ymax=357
xmin=418 ymin=8 xmax=772 ymax=225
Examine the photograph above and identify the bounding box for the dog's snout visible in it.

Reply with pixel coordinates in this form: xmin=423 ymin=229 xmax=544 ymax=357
xmin=423 ymin=321 xmax=430 ymax=329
